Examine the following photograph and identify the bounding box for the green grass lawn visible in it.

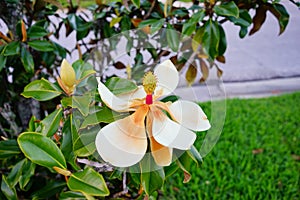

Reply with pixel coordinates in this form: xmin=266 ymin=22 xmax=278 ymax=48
xmin=164 ymin=92 xmax=300 ymax=199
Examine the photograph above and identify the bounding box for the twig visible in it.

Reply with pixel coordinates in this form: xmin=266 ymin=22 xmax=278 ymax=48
xmin=0 ymin=122 xmax=8 ymax=138
xmin=113 ymin=170 xmax=129 ymax=198
xmin=76 ymin=158 xmax=114 ymax=172
xmin=144 ymin=0 xmax=156 ymax=20
xmin=0 ymin=103 xmax=20 ymax=136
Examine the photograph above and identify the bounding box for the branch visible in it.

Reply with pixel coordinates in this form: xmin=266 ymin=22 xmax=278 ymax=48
xmin=76 ymin=158 xmax=114 ymax=172
xmin=113 ymin=170 xmax=129 ymax=198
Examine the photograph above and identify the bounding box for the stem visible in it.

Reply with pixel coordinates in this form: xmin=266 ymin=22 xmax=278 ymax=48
xmin=76 ymin=158 xmax=114 ymax=172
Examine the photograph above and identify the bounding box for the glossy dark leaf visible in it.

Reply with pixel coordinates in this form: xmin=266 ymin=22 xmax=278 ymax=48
xmin=218 ymin=25 xmax=227 ymax=56
xmin=0 ymin=55 xmax=7 ymax=72
xmin=1 ymin=175 xmax=17 ymax=200
xmin=140 ymin=155 xmax=165 ymax=195
xmin=19 ymin=159 xmax=36 ymax=191
xmin=269 ymin=3 xmax=289 ymax=35
xmin=27 ymin=25 xmax=48 ymax=39
xmin=40 ymin=108 xmax=62 ymax=137
xmin=213 ymin=1 xmax=239 ymax=18
xmin=4 ymin=41 xmax=20 ymax=56
xmin=202 ymin=19 xmax=220 ymax=59
xmin=61 ymin=117 xmax=79 ymax=170
xmin=22 ymin=78 xmax=62 ymax=101
xmin=229 ymin=9 xmax=252 ymax=27
xmin=67 ymin=167 xmax=109 ymax=196
xmin=105 ymin=77 xmax=138 ymax=95
xmin=0 ymin=140 xmax=20 ymax=159
xmin=80 ymin=106 xmax=128 ymax=129
xmin=20 ymin=47 xmax=34 ymax=73
xmin=7 ymin=159 xmax=26 ymax=187
xmin=73 ymin=127 xmax=98 ymax=157
xmin=166 ymin=24 xmax=180 ymax=52
xmin=18 ymin=132 xmax=67 ymax=169
xmin=31 ymin=181 xmax=66 ymax=199
xmin=131 ymin=0 xmax=140 ymax=8
xmin=28 ymin=40 xmax=54 ymax=51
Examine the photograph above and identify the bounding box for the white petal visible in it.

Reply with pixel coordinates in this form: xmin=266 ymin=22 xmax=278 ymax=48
xmin=147 ymin=112 xmax=172 ymax=166
xmin=97 ymin=77 xmax=131 ymax=112
xmin=95 ymin=114 xmax=148 ymax=167
xmin=154 ymin=60 xmax=179 ymax=96
xmin=117 ymin=86 xmax=146 ymax=101
xmin=152 ymin=110 xmax=196 ymax=150
xmin=173 ymin=1 xmax=193 ymax=8
xmin=169 ymin=100 xmax=211 ymax=131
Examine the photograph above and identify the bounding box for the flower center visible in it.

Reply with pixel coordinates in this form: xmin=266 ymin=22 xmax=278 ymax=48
xmin=143 ymin=71 xmax=157 ymax=105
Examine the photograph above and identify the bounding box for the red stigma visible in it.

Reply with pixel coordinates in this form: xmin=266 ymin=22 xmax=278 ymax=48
xmin=146 ymin=94 xmax=153 ymax=105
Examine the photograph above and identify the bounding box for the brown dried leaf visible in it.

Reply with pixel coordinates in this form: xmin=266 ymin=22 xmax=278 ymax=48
xmin=249 ymin=5 xmax=267 ymax=35
xmin=113 ymin=61 xmax=126 ymax=69
xmin=185 ymin=63 xmax=197 ymax=86
xmin=252 ymin=148 xmax=264 ymax=155
xmin=200 ymin=58 xmax=209 ymax=81
xmin=291 ymin=154 xmax=300 ymax=161
xmin=216 ymin=55 xmax=226 ymax=63
xmin=21 ymin=20 xmax=27 ymax=42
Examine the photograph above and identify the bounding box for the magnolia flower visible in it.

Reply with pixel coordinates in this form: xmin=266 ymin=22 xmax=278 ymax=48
xmin=95 ymin=60 xmax=210 ymax=167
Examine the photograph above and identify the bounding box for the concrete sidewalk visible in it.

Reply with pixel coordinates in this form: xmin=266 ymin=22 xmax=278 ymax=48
xmin=176 ymin=0 xmax=300 ymax=102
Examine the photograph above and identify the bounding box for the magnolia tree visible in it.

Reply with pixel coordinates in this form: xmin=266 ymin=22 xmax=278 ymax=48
xmin=0 ymin=0 xmax=298 ymax=199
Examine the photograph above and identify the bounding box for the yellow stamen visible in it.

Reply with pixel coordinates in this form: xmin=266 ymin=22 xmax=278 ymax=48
xmin=142 ymin=71 xmax=157 ymax=94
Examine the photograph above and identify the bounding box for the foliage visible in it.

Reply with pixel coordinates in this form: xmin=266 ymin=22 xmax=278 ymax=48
xmin=165 ymin=92 xmax=300 ymax=199
xmin=0 ymin=0 xmax=298 ymax=199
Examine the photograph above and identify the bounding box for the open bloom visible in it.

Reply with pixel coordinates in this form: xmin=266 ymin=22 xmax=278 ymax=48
xmin=95 ymin=60 xmax=210 ymax=167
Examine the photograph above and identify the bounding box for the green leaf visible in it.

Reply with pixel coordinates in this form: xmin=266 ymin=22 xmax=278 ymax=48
xmin=166 ymin=24 xmax=180 ymax=52
xmin=73 ymin=128 xmax=98 ymax=157
xmin=20 ymin=47 xmax=34 ymax=73
xmin=19 ymin=159 xmax=36 ymax=191
xmin=239 ymin=26 xmax=248 ymax=38
xmin=40 ymin=108 xmax=63 ymax=137
xmin=150 ymin=19 xmax=165 ymax=34
xmin=0 ymin=55 xmax=7 ymax=72
xmin=67 ymin=167 xmax=109 ymax=196
xmin=1 ymin=175 xmax=17 ymax=200
xmin=59 ymin=191 xmax=86 ymax=200
xmin=164 ymin=162 xmax=179 ymax=178
xmin=27 ymin=25 xmax=48 ymax=39
xmin=213 ymin=1 xmax=239 ymax=18
xmin=18 ymin=132 xmax=67 ymax=169
xmin=4 ymin=41 xmax=20 ymax=56
xmin=140 ymin=155 xmax=165 ymax=196
xmin=28 ymin=40 xmax=54 ymax=52
xmin=61 ymin=94 xmax=92 ymax=116
xmin=80 ymin=106 xmax=128 ymax=129
xmin=182 ymin=22 xmax=196 ymax=36
xmin=202 ymin=19 xmax=220 ymax=59
xmin=110 ymin=17 xmax=123 ymax=27
xmin=0 ymin=140 xmax=20 ymax=159
xmin=22 ymin=78 xmax=62 ymax=101
xmin=105 ymin=77 xmax=138 ymax=95
xmin=53 ymin=42 xmax=67 ymax=59
xmin=138 ymin=19 xmax=159 ymax=28
xmin=7 ymin=159 xmax=26 ymax=187
xmin=176 ymin=151 xmax=192 ymax=183
xmin=72 ymin=60 xmax=94 ymax=80
xmin=229 ymin=9 xmax=252 ymax=27
xmin=187 ymin=145 xmax=203 ymax=166
xmin=270 ymin=3 xmax=289 ymax=35
xmin=218 ymin=25 xmax=227 ymax=56
xmin=61 ymin=117 xmax=79 ymax=170
xmin=31 ymin=181 xmax=66 ymax=199
xmin=131 ymin=0 xmax=140 ymax=8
